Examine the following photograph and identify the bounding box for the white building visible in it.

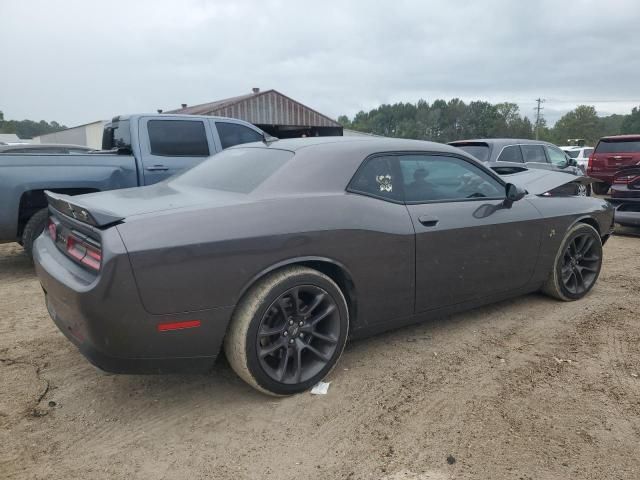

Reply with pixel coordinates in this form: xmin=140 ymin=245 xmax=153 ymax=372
xmin=33 ymin=120 xmax=107 ymax=149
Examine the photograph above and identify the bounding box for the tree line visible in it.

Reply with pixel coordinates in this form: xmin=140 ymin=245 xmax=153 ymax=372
xmin=339 ymin=101 xmax=640 ymax=146
xmin=0 ymin=110 xmax=67 ymax=139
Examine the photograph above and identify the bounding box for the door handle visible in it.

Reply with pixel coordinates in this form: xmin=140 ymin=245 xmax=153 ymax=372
xmin=146 ymin=165 xmax=169 ymax=171
xmin=418 ymin=215 xmax=439 ymax=227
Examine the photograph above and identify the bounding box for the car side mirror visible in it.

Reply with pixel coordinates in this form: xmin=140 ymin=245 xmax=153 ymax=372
xmin=567 ymin=157 xmax=578 ymax=167
xmin=504 ymin=183 xmax=526 ymax=208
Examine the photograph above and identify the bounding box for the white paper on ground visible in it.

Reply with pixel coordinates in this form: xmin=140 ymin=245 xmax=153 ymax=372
xmin=310 ymin=381 xmax=331 ymax=395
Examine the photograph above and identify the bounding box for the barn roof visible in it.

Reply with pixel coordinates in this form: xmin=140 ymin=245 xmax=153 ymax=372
xmin=166 ymin=89 xmax=341 ymax=128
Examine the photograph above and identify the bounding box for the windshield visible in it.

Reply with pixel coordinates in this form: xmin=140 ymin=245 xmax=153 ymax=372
xmin=173 ymin=147 xmax=293 ymax=193
xmin=595 ymin=140 xmax=640 ymax=154
xmin=453 ymin=144 xmax=490 ymax=162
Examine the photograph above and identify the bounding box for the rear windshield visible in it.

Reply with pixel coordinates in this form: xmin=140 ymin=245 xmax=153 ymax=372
xmin=566 ymin=150 xmax=580 ymax=158
xmin=451 ymin=143 xmax=490 ymax=162
xmin=173 ymin=147 xmax=293 ymax=193
xmin=102 ymin=120 xmax=131 ymax=151
xmin=595 ymin=140 xmax=640 ymax=154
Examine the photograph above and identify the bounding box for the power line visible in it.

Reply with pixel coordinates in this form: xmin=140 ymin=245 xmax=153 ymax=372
xmin=534 ymin=98 xmax=545 ymax=140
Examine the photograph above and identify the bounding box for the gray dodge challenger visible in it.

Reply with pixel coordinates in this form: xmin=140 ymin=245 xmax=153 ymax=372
xmin=34 ymin=137 xmax=614 ymax=395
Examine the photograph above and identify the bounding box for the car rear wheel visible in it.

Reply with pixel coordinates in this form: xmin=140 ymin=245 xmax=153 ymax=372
xmin=22 ymin=208 xmax=49 ymax=259
xmin=592 ymin=182 xmax=610 ymax=195
xmin=542 ymin=223 xmax=603 ymax=301
xmin=224 ymin=266 xmax=349 ymax=396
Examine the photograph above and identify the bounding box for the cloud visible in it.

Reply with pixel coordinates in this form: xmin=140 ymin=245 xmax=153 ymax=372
xmin=1 ymin=0 xmax=639 ymax=126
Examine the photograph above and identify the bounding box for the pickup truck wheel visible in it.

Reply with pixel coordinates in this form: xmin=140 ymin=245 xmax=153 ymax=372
xmin=22 ymin=208 xmax=49 ymax=259
xmin=542 ymin=223 xmax=603 ymax=301
xmin=224 ymin=266 xmax=349 ymax=396
xmin=592 ymin=182 xmax=610 ymax=195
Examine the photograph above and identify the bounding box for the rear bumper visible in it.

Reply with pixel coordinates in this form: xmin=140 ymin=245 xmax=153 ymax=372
xmin=33 ymin=232 xmax=234 ymax=374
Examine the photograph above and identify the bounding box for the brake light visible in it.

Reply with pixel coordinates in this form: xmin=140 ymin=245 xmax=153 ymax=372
xmin=586 ymin=154 xmax=594 ymax=175
xmin=47 ymin=218 xmax=57 ymax=240
xmin=65 ymin=234 xmax=102 ymax=271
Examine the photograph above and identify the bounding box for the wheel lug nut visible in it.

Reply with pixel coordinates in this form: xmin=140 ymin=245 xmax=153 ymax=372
xmin=299 ymin=321 xmax=304 ymax=326
xmin=289 ymin=320 xmax=294 ymax=325
xmin=289 ymin=339 xmax=294 ymax=344
xmin=283 ymin=331 xmax=288 ymax=336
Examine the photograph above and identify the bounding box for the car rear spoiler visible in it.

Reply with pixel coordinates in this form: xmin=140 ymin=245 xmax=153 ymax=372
xmin=45 ymin=191 xmax=124 ymax=228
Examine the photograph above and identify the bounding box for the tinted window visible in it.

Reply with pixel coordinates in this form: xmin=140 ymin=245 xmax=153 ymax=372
xmin=399 ymin=155 xmax=503 ymax=202
xmin=102 ymin=120 xmax=131 ymax=150
xmin=173 ymin=148 xmax=292 ymax=193
xmin=595 ymin=140 xmax=640 ymax=153
xmin=452 ymin=144 xmax=490 ymax=162
xmin=349 ymin=156 xmax=400 ymax=201
xmin=497 ymin=145 xmax=524 ymax=163
xmin=148 ymin=120 xmax=209 ymax=156
xmin=566 ymin=149 xmax=581 ymax=158
xmin=521 ymin=144 xmax=547 ymax=163
xmin=545 ymin=146 xmax=568 ymax=167
xmin=216 ymin=122 xmax=263 ymax=149
xmin=582 ymin=148 xmax=594 ymax=157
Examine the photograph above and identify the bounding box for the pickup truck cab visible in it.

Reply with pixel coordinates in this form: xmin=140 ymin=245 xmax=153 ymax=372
xmin=0 ymin=114 xmax=266 ymax=255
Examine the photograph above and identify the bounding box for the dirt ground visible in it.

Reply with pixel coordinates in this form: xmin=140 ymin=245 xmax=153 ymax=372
xmin=1 ymin=231 xmax=639 ymax=480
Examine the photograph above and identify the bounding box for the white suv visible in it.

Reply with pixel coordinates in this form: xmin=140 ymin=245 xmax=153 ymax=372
xmin=560 ymin=146 xmax=594 ymax=173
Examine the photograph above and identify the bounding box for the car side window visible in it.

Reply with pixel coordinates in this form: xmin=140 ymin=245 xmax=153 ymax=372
xmin=399 ymin=155 xmax=504 ymax=203
xmin=520 ymin=144 xmax=547 ymax=163
xmin=545 ymin=146 xmax=568 ymax=167
xmin=496 ymin=145 xmax=524 ymax=163
xmin=148 ymin=120 xmax=209 ymax=156
xmin=216 ymin=122 xmax=263 ymax=149
xmin=349 ymin=156 xmax=400 ymax=202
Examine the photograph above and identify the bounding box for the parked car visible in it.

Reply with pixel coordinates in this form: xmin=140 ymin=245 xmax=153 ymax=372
xmin=560 ymin=146 xmax=594 ymax=172
xmin=0 ymin=144 xmax=94 ymax=154
xmin=34 ymin=137 xmax=614 ymax=396
xmin=607 ymin=166 xmax=640 ymax=227
xmin=0 ymin=114 xmax=267 ymax=256
xmin=587 ymin=135 xmax=640 ymax=195
xmin=448 ymin=139 xmax=590 ymax=194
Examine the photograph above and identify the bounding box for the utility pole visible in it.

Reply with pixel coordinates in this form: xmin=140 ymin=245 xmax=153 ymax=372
xmin=534 ymin=98 xmax=545 ymax=140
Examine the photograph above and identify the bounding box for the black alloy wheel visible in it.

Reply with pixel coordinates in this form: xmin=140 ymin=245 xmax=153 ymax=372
xmin=257 ymin=285 xmax=341 ymax=385
xmin=560 ymin=232 xmax=601 ymax=295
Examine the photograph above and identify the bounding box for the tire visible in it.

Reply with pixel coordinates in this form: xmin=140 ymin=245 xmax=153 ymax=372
xmin=224 ymin=266 xmax=349 ymax=396
xmin=592 ymin=182 xmax=610 ymax=196
xmin=542 ymin=223 xmax=603 ymax=301
xmin=22 ymin=208 xmax=49 ymax=259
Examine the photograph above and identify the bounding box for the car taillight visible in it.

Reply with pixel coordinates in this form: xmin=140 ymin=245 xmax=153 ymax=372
xmin=586 ymin=154 xmax=594 ymax=175
xmin=65 ymin=234 xmax=102 ymax=271
xmin=47 ymin=218 xmax=57 ymax=240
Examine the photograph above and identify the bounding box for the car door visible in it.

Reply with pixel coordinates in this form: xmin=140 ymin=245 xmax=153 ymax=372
xmin=139 ymin=117 xmax=215 ymax=185
xmin=397 ymin=153 xmax=543 ymax=312
xmin=544 ymin=145 xmax=572 ymax=172
xmin=520 ymin=144 xmax=554 ymax=171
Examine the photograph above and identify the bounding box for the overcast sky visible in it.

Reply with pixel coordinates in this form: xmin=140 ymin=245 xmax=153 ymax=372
xmin=2 ymin=0 xmax=640 ymax=127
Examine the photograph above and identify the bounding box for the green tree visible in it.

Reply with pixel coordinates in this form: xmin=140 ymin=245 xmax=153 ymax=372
xmin=621 ymin=106 xmax=640 ymax=134
xmin=549 ymin=105 xmax=600 ymax=145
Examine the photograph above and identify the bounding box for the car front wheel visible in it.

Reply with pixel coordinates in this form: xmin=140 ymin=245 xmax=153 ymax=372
xmin=542 ymin=223 xmax=603 ymax=301
xmin=224 ymin=266 xmax=349 ymax=396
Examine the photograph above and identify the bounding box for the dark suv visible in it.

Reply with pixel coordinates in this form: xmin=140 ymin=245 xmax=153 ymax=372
xmin=587 ymin=135 xmax=640 ymax=195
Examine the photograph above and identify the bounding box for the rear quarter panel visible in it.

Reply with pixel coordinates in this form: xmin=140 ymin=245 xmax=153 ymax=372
xmin=116 ymin=193 xmax=416 ymax=329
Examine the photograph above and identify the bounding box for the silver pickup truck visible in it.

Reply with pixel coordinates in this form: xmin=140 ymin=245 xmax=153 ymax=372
xmin=0 ymin=113 xmax=267 ymax=256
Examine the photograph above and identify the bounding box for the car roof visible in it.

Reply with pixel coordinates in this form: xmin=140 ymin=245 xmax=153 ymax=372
xmin=600 ymin=134 xmax=640 ymax=141
xmin=449 ymin=138 xmax=556 ymax=147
